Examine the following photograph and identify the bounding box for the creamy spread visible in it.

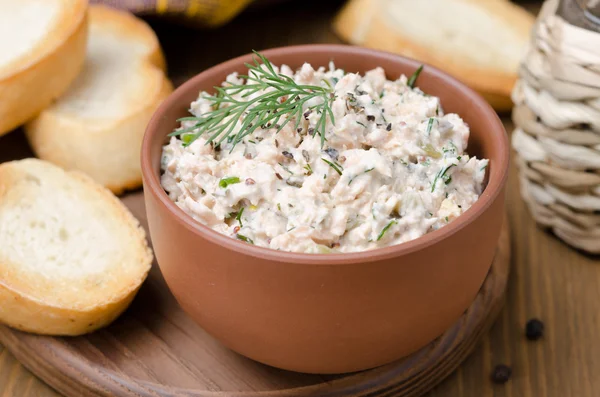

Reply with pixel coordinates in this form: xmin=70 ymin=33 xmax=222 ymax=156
xmin=161 ymin=62 xmax=489 ymax=253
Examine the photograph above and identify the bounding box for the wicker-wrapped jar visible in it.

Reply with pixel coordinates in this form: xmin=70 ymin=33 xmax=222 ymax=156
xmin=512 ymin=0 xmax=600 ymax=253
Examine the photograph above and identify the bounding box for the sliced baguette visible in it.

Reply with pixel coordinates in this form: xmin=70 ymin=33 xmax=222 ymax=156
xmin=25 ymin=5 xmax=173 ymax=194
xmin=0 ymin=0 xmax=88 ymax=136
xmin=0 ymin=159 xmax=152 ymax=336
xmin=333 ymin=0 xmax=535 ymax=112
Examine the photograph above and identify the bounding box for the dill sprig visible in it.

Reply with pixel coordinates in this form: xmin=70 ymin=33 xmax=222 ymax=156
xmin=170 ymin=51 xmax=336 ymax=150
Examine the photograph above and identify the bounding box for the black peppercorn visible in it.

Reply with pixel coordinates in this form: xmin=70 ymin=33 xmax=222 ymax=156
xmin=525 ymin=319 xmax=544 ymax=340
xmin=491 ymin=364 xmax=511 ymax=384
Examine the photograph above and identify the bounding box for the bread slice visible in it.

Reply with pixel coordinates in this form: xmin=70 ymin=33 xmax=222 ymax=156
xmin=0 ymin=0 xmax=88 ymax=136
xmin=333 ymin=0 xmax=535 ymax=112
xmin=25 ymin=5 xmax=173 ymax=194
xmin=0 ymin=159 xmax=152 ymax=336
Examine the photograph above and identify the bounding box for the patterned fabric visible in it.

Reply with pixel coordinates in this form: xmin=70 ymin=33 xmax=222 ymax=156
xmin=91 ymin=0 xmax=254 ymax=27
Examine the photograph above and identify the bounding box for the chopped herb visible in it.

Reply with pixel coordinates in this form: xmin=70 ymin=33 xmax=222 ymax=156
xmin=248 ymin=140 xmax=256 ymax=144
xmin=286 ymin=179 xmax=303 ymax=188
xmin=287 ymin=226 xmax=296 ymax=232
xmin=426 ymin=118 xmax=435 ymax=135
xmin=281 ymin=150 xmax=294 ymax=159
xmin=323 ymin=174 xmax=327 ymax=179
xmin=332 ymin=77 xmax=339 ymax=84
xmin=324 ymin=147 xmax=339 ymax=160
xmin=182 ymin=134 xmax=194 ymax=144
xmin=278 ymin=162 xmax=293 ymax=175
xmin=321 ymin=158 xmax=343 ymax=175
xmin=302 ymin=150 xmax=310 ymax=162
xmin=277 ymin=203 xmax=282 ymax=211
xmin=304 ymin=164 xmax=313 ymax=175
xmin=445 ymin=192 xmax=449 ymax=198
xmin=431 ymin=164 xmax=455 ymax=192
xmin=356 ymin=121 xmax=367 ymax=128
xmin=235 ymin=207 xmax=245 ymax=227
xmin=445 ymin=216 xmax=449 ymax=222
xmin=379 ymin=92 xmax=385 ymax=98
xmin=481 ymin=164 xmax=488 ymax=171
xmin=407 ymin=65 xmax=424 ymax=88
xmin=236 ymin=234 xmax=254 ymax=244
xmin=435 ymin=105 xmax=439 ymax=116
xmin=377 ymin=220 xmax=397 ymax=241
xmin=457 ymin=156 xmax=462 ymax=160
xmin=219 ymin=176 xmax=241 ymax=188
xmin=348 ymin=167 xmax=375 ymax=185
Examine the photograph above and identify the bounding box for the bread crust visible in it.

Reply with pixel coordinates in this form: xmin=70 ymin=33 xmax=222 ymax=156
xmin=0 ymin=0 xmax=88 ymax=136
xmin=0 ymin=159 xmax=152 ymax=336
xmin=25 ymin=5 xmax=174 ymax=195
xmin=333 ymin=0 xmax=534 ymax=112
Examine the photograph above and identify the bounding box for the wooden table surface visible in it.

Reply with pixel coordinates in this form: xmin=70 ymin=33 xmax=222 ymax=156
xmin=1 ymin=1 xmax=599 ymax=396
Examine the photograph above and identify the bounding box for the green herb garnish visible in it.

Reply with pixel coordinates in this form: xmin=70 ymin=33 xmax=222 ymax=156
xmin=377 ymin=220 xmax=397 ymax=241
xmin=236 ymin=234 xmax=254 ymax=244
xmin=182 ymin=134 xmax=194 ymax=144
xmin=407 ymin=65 xmax=424 ymax=88
xmin=235 ymin=207 xmax=244 ymax=227
xmin=219 ymin=176 xmax=241 ymax=188
xmin=426 ymin=118 xmax=435 ymax=135
xmin=304 ymin=164 xmax=313 ymax=175
xmin=348 ymin=167 xmax=374 ymax=185
xmin=277 ymin=203 xmax=282 ymax=211
xmin=431 ymin=164 xmax=455 ymax=192
xmin=278 ymin=162 xmax=293 ymax=175
xmin=171 ymin=51 xmax=336 ymax=150
xmin=321 ymin=158 xmax=343 ymax=175
xmin=356 ymin=121 xmax=367 ymax=128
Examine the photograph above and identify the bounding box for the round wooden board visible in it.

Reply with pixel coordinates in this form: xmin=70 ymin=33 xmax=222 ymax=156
xmin=0 ymin=192 xmax=510 ymax=397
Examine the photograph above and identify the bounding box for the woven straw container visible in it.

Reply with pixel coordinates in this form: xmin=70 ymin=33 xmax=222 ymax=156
xmin=512 ymin=0 xmax=600 ymax=254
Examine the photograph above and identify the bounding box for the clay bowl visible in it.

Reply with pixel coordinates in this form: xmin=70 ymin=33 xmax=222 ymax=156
xmin=141 ymin=44 xmax=509 ymax=374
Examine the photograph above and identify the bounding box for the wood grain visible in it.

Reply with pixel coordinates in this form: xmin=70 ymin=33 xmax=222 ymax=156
xmin=0 ymin=0 xmax=598 ymax=396
xmin=0 ymin=201 xmax=509 ymax=396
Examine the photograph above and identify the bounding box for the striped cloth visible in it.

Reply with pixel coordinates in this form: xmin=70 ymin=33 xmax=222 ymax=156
xmin=90 ymin=0 xmax=254 ymax=27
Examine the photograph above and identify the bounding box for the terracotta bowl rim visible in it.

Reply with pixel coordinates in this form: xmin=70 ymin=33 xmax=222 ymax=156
xmin=141 ymin=44 xmax=509 ymax=265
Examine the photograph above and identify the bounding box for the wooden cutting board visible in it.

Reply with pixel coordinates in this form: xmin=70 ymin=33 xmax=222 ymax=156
xmin=0 ymin=178 xmax=510 ymax=396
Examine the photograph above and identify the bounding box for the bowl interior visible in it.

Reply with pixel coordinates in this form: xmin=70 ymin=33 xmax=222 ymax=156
xmin=142 ymin=44 xmax=508 ymax=262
